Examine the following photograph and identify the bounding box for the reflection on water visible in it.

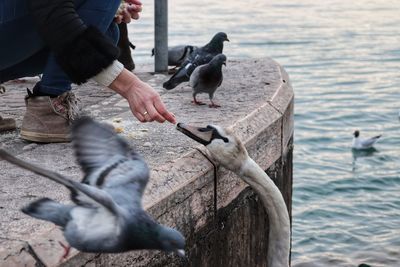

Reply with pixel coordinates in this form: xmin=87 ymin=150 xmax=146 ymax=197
xmin=129 ymin=0 xmax=400 ymax=266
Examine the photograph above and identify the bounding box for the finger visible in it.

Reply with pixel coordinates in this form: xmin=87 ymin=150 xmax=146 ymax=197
xmin=154 ymin=98 xmax=176 ymax=124
xmin=127 ymin=4 xmax=142 ymax=13
xmin=129 ymin=12 xmax=140 ymax=20
xmin=125 ymin=0 xmax=142 ymax=6
xmin=145 ymin=103 xmax=165 ymax=123
xmin=134 ymin=111 xmax=146 ymax=122
xmin=114 ymin=15 xmax=122 ymax=24
xmin=122 ymin=10 xmax=131 ymax=23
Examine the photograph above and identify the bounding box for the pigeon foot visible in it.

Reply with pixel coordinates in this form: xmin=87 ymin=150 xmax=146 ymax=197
xmin=191 ymin=100 xmax=206 ymax=106
xmin=58 ymin=241 xmax=71 ymax=262
xmin=209 ymin=103 xmax=221 ymax=108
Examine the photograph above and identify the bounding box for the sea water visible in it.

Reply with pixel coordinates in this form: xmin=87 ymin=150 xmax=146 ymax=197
xmin=128 ymin=1 xmax=400 ymax=266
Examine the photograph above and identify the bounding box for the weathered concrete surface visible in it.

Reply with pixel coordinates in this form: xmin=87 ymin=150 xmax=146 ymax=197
xmin=0 ymin=58 xmax=294 ymax=266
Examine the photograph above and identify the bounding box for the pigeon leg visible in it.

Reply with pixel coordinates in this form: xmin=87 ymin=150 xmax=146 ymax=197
xmin=191 ymin=95 xmax=206 ymax=105
xmin=58 ymin=241 xmax=71 ymax=261
xmin=168 ymin=67 xmax=178 ymax=75
xmin=208 ymin=99 xmax=221 ymax=108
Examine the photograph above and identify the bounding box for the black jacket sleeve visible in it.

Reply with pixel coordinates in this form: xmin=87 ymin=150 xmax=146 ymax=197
xmin=28 ymin=0 xmax=120 ymax=84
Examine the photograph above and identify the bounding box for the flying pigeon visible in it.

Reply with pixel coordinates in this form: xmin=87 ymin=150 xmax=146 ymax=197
xmin=352 ymin=130 xmax=381 ymax=149
xmin=152 ymin=45 xmax=197 ymax=68
xmin=163 ymin=32 xmax=229 ymax=90
xmin=0 ymin=117 xmax=185 ymax=258
xmin=190 ymin=54 xmax=227 ymax=108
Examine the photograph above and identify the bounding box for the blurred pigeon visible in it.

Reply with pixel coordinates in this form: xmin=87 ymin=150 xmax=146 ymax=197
xmin=0 ymin=117 xmax=185 ymax=258
xmin=352 ymin=130 xmax=381 ymax=149
xmin=163 ymin=32 xmax=229 ymax=90
xmin=190 ymin=54 xmax=227 ymax=108
xmin=152 ymin=45 xmax=197 ymax=68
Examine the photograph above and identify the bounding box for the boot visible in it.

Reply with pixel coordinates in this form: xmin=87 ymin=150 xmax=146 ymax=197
xmin=0 ymin=116 xmax=16 ymax=132
xmin=117 ymin=22 xmax=135 ymax=71
xmin=20 ymin=90 xmax=80 ymax=143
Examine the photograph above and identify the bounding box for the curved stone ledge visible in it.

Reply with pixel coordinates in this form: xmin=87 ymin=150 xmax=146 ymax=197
xmin=0 ymin=58 xmax=293 ymax=267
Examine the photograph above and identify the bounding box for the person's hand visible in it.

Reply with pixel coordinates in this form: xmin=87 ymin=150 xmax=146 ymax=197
xmin=125 ymin=80 xmax=176 ymax=123
xmin=110 ymin=69 xmax=176 ymax=124
xmin=115 ymin=0 xmax=143 ymax=24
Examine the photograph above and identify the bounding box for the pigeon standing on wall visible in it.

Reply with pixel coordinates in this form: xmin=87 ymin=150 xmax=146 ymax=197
xmin=0 ymin=117 xmax=185 ymax=258
xmin=163 ymin=32 xmax=229 ymax=90
xmin=152 ymin=45 xmax=197 ymax=68
xmin=352 ymin=130 xmax=382 ymax=149
xmin=190 ymin=54 xmax=227 ymax=108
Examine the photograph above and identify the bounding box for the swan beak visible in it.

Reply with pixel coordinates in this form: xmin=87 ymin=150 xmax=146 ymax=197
xmin=176 ymin=123 xmax=213 ymax=146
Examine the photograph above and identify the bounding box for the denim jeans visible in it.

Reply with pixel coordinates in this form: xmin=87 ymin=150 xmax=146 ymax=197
xmin=0 ymin=0 xmax=120 ymax=95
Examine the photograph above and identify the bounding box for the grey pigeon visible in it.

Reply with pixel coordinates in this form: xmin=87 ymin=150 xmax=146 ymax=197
xmin=163 ymin=32 xmax=229 ymax=90
xmin=0 ymin=117 xmax=185 ymax=257
xmin=352 ymin=130 xmax=381 ymax=150
xmin=190 ymin=54 xmax=227 ymax=108
xmin=152 ymin=45 xmax=197 ymax=68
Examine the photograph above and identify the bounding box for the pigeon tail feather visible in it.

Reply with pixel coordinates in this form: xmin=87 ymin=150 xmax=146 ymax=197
xmin=22 ymin=198 xmax=72 ymax=227
xmin=163 ymin=69 xmax=190 ymax=90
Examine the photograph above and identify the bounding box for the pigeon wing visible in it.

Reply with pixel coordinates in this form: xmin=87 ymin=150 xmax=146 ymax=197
xmin=0 ymin=149 xmax=120 ymax=215
xmin=71 ymin=117 xmax=150 ymax=209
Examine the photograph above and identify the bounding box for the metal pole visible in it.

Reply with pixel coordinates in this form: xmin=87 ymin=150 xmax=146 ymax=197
xmin=154 ymin=0 xmax=168 ymax=73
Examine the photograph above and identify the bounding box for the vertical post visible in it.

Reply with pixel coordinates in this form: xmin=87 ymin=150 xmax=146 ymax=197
xmin=154 ymin=0 xmax=168 ymax=73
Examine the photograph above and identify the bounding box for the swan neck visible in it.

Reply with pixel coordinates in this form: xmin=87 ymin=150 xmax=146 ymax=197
xmin=240 ymin=157 xmax=290 ymax=267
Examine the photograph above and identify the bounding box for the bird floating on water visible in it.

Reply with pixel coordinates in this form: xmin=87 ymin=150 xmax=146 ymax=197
xmin=176 ymin=123 xmax=290 ymax=267
xmin=352 ymin=130 xmax=381 ymax=150
xmin=163 ymin=32 xmax=229 ymax=90
xmin=190 ymin=54 xmax=226 ymax=108
xmin=0 ymin=117 xmax=185 ymax=259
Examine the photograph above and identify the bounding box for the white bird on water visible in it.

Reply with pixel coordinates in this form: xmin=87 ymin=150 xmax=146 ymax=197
xmin=177 ymin=123 xmax=290 ymax=267
xmin=352 ymin=130 xmax=381 ymax=150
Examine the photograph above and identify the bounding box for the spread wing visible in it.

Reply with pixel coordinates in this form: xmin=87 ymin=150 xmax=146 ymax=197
xmin=0 ymin=149 xmax=119 ymax=215
xmin=71 ymin=117 xmax=150 ymax=210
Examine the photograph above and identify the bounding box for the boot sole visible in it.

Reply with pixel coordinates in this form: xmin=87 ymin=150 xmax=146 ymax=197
xmin=20 ymin=130 xmax=70 ymax=143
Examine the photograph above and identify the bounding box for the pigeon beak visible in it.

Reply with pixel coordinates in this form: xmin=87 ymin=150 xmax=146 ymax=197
xmin=175 ymin=249 xmax=186 ymax=258
xmin=176 ymin=123 xmax=213 ymax=146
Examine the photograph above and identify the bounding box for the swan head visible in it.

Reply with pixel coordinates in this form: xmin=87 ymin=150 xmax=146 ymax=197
xmin=176 ymin=123 xmax=248 ymax=172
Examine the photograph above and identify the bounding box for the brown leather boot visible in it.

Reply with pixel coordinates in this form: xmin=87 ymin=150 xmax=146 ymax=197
xmin=0 ymin=116 xmax=16 ymax=132
xmin=20 ymin=91 xmax=80 ymax=143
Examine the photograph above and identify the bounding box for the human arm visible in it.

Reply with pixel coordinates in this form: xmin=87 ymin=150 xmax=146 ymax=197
xmin=27 ymin=0 xmax=119 ymax=84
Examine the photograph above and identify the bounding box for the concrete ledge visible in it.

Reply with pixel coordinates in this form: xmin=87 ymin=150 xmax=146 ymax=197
xmin=0 ymin=58 xmax=293 ymax=267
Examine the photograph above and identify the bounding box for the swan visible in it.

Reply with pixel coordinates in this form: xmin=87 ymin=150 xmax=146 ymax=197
xmin=176 ymin=123 xmax=290 ymax=267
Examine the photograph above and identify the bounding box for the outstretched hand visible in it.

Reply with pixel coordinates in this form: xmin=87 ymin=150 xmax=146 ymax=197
xmin=110 ymin=69 xmax=176 ymax=124
xmin=115 ymin=0 xmax=143 ymax=24
xmin=125 ymin=80 xmax=176 ymax=123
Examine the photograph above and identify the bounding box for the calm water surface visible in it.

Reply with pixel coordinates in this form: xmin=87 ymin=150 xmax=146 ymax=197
xmin=129 ymin=1 xmax=400 ymax=266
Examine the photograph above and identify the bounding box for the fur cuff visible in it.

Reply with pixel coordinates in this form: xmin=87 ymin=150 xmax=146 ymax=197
xmin=55 ymin=26 xmax=120 ymax=84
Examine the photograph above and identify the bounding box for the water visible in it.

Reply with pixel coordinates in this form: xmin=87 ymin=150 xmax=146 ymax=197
xmin=128 ymin=1 xmax=400 ymax=266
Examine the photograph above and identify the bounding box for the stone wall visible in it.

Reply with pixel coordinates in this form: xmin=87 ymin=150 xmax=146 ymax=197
xmin=0 ymin=58 xmax=293 ymax=267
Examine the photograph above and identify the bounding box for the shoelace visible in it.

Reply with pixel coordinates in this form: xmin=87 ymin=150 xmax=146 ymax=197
xmin=63 ymin=92 xmax=81 ymax=122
